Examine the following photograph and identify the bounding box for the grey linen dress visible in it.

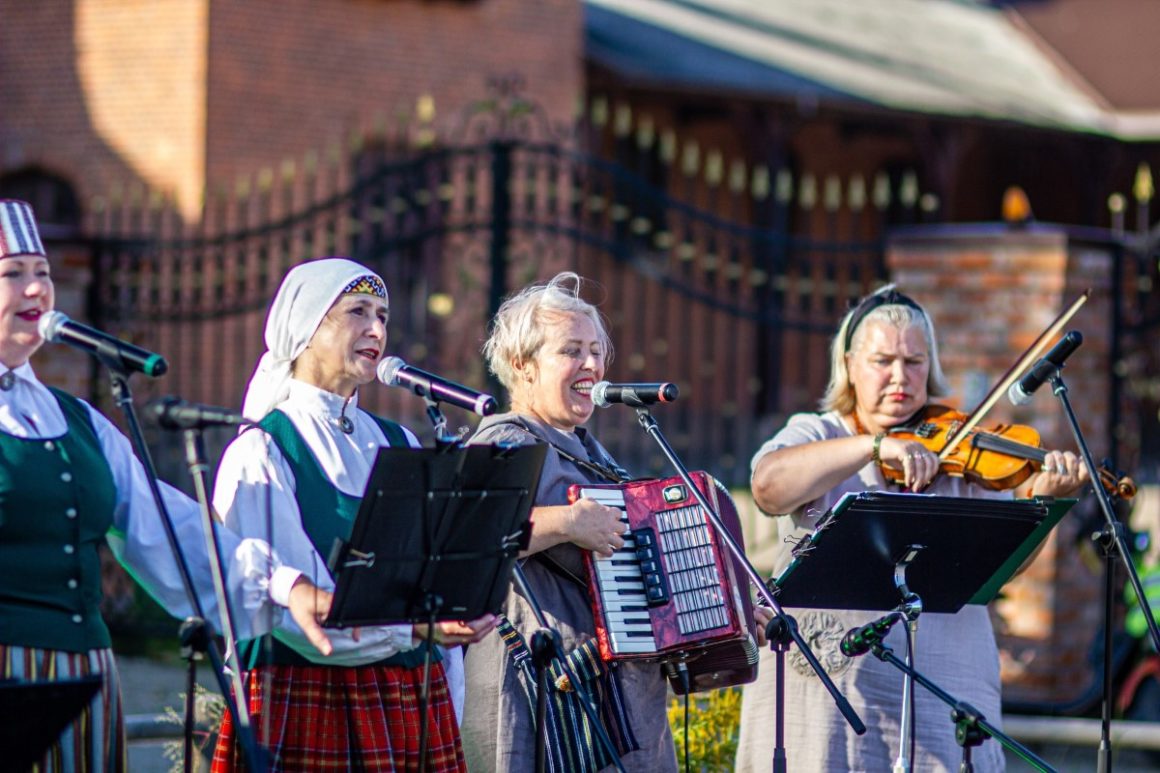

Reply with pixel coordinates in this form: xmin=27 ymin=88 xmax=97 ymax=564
xmin=734 ymin=411 xmax=1008 ymax=772
xmin=461 ymin=412 xmax=678 ymax=773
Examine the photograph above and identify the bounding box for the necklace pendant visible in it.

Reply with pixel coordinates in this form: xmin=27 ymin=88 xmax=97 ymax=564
xmin=335 ymin=415 xmax=354 ymax=435
xmin=0 ymin=371 xmax=15 ymax=391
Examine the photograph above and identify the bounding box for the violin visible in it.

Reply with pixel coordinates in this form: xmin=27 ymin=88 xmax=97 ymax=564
xmin=880 ymin=404 xmax=1137 ymax=500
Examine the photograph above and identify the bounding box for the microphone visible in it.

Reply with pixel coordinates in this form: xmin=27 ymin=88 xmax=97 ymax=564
xmin=1007 ymin=331 xmax=1083 ymax=406
xmin=591 ymin=381 xmax=679 ymax=408
xmin=377 ymin=356 xmax=497 ymax=417
xmin=38 ymin=310 xmax=169 ymax=378
xmin=146 ymin=396 xmax=249 ymax=430
xmin=840 ymin=612 xmax=901 ymax=657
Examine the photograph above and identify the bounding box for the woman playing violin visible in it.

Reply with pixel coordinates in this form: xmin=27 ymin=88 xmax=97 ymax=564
xmin=734 ymin=286 xmax=1088 ymax=772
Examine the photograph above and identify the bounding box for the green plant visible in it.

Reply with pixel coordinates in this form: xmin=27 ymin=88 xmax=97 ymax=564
xmin=161 ymin=684 xmax=226 ymax=773
xmin=668 ymin=687 xmax=742 ymax=772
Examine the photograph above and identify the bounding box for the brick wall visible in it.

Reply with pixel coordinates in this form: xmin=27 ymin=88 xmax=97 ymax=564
xmin=2 ymin=0 xmax=581 ymax=218
xmin=1 ymin=1 xmax=208 ymax=212
xmin=203 ymin=0 xmax=581 ymax=198
xmin=887 ymin=224 xmax=1115 ymax=704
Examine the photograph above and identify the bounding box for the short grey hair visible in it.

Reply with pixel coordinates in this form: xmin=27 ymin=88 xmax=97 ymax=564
xmin=483 ymin=272 xmax=614 ymax=392
xmin=820 ymin=285 xmax=950 ymax=414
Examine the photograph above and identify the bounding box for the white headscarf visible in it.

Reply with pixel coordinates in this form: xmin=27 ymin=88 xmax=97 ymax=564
xmin=242 ymin=258 xmax=388 ymax=421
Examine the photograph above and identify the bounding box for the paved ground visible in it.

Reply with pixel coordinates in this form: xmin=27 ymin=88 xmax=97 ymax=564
xmin=119 ymin=655 xmax=1160 ymax=772
xmin=121 ymin=655 xmax=221 ymax=773
xmin=1009 ymin=744 xmax=1158 ymax=772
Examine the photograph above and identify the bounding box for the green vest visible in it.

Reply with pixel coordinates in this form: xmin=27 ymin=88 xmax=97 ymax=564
xmin=239 ymin=409 xmax=439 ymax=669
xmin=0 ymin=388 xmax=118 ymax=652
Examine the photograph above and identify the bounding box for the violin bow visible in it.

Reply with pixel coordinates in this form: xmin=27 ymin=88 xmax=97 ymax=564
xmin=937 ymin=289 xmax=1091 ymax=460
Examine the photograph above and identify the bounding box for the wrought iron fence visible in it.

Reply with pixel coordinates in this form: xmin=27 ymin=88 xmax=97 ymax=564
xmin=82 ymin=93 xmax=959 ymax=486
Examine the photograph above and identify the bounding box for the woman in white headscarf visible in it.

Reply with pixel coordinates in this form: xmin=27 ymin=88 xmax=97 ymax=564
xmin=211 ymin=258 xmax=496 ymax=772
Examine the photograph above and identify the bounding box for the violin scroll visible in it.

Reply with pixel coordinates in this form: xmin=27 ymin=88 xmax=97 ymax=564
xmin=1098 ymin=458 xmax=1136 ymax=501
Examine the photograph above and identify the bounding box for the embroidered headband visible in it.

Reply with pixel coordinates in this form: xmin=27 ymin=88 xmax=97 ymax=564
xmin=843 ymin=288 xmax=925 ymax=352
xmin=342 ymin=274 xmax=388 ymax=299
xmin=0 ymin=200 xmax=46 ymax=259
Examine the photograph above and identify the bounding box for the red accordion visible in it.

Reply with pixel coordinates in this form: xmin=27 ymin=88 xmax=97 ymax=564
xmin=568 ymin=472 xmax=759 ymax=694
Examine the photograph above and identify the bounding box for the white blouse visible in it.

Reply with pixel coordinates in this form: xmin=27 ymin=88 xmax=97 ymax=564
xmin=213 ymin=379 xmax=432 ymax=666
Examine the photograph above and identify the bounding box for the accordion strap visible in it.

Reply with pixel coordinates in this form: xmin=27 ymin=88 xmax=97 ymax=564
xmin=486 ymin=416 xmax=627 ymax=589
xmin=487 ymin=415 xmax=629 ymax=483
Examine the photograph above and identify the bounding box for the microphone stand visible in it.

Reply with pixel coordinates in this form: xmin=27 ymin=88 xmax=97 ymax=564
xmin=178 ymin=426 xmax=254 ymax=769
xmin=1044 ymin=367 xmax=1160 ymax=773
xmin=859 ymin=638 xmax=1057 ymax=772
xmin=631 ymin=406 xmax=866 ymax=772
xmin=890 ymin=548 xmax=924 ymax=773
xmin=419 ymin=399 xmax=625 ymax=773
xmin=95 ymin=351 xmax=267 ymax=772
xmin=415 ymin=397 xmax=456 ymax=773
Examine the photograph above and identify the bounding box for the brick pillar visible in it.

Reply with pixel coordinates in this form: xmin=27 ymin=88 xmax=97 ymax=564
xmin=887 ymin=223 xmax=1115 ymax=705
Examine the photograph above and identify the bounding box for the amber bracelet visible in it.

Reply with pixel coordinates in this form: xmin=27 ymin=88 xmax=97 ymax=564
xmin=871 ymin=432 xmax=886 ymax=463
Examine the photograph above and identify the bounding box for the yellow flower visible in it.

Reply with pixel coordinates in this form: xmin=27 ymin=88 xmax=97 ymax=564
xmin=668 ymin=687 xmax=742 ymax=772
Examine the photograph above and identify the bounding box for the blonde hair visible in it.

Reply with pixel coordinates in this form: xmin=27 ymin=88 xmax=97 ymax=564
xmin=820 ymin=285 xmax=950 ymax=414
xmin=483 ymin=272 xmax=613 ymax=391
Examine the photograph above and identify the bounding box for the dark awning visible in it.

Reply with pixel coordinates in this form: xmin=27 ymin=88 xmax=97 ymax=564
xmin=585 ymin=0 xmax=1160 ymax=139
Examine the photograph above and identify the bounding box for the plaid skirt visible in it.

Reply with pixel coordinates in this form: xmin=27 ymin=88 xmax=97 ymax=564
xmin=212 ymin=660 xmax=465 ymax=772
xmin=0 ymin=644 xmax=125 ymax=773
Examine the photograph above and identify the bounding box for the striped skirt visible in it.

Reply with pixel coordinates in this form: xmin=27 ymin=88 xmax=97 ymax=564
xmin=0 ymin=644 xmax=125 ymax=773
xmin=212 ymin=660 xmax=465 ymax=772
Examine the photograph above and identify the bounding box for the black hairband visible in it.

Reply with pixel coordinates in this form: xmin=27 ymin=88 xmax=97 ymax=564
xmin=843 ymin=289 xmax=924 ymax=352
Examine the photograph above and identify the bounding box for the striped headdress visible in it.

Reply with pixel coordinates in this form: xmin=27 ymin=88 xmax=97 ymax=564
xmin=0 ymin=200 xmax=46 ymax=259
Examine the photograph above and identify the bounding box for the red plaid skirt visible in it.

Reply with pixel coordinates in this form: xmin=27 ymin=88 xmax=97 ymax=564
xmin=212 ymin=660 xmax=464 ymax=772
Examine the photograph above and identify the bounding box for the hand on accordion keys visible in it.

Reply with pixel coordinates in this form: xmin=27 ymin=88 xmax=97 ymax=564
xmin=568 ymin=497 xmax=629 ymax=558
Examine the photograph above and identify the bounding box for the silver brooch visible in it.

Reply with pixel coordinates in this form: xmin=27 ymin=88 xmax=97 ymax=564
xmin=0 ymin=371 xmax=15 ymax=391
xmin=335 ymin=397 xmax=355 ymax=434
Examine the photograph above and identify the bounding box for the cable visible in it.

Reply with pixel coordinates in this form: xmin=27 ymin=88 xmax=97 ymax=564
xmin=904 ymin=617 xmax=916 ymax=766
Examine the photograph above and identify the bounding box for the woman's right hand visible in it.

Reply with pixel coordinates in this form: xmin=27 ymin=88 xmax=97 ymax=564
xmin=567 ymin=497 xmax=627 ymax=558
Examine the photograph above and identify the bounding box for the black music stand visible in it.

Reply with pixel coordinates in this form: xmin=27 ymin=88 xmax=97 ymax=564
xmin=0 ymin=676 xmax=101 ymax=772
xmin=775 ymin=492 xmax=1074 ymax=612
xmin=324 ymin=443 xmax=544 ymax=773
xmin=325 ymin=443 xmax=543 ymax=626
xmin=773 ymin=492 xmax=1073 ymax=772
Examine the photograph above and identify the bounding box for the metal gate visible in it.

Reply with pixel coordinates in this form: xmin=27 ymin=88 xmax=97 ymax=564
xmin=84 ymin=95 xmax=939 ymax=486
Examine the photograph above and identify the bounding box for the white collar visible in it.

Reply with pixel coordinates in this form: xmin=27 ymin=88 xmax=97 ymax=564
xmin=283 ymin=378 xmax=359 ymax=419
xmin=0 ymin=361 xmax=46 ymax=393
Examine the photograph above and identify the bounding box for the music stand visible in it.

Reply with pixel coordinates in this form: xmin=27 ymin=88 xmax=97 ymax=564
xmin=0 ymin=675 xmax=101 ymax=772
xmin=324 ymin=442 xmax=544 ymax=773
xmin=773 ymin=492 xmax=1073 ymax=771
xmin=774 ymin=492 xmax=1073 ymax=612
xmin=325 ymin=442 xmax=544 ymax=626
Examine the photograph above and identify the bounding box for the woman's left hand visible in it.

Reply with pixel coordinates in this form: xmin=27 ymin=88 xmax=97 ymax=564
xmin=414 ymin=613 xmax=499 ymax=646
xmin=1030 ymin=449 xmax=1089 ymax=497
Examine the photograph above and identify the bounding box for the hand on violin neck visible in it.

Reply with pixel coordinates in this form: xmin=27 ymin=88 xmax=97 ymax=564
xmin=1030 ymin=449 xmax=1090 ymax=498
xmin=877 ymin=435 xmax=938 ymax=492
